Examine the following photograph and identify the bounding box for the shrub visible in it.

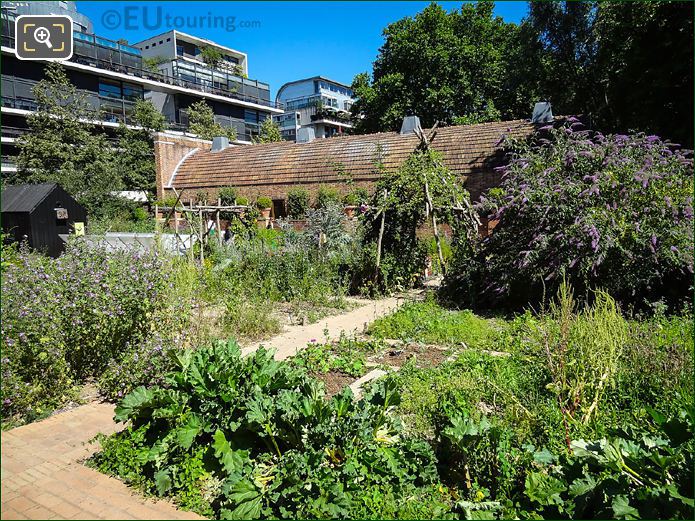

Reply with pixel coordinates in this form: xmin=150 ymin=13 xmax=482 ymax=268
xmin=218 ymin=186 xmax=237 ymax=205
xmin=92 ymin=341 xmax=449 ymax=519
xmin=445 ymin=122 xmax=694 ymax=311
xmin=256 ymin=196 xmax=272 ymax=210
xmin=98 ymin=332 xmax=182 ymax=401
xmin=287 ymin=187 xmax=310 ymax=218
xmin=315 ymin=185 xmax=341 ymax=209
xmin=1 ymin=241 xmax=168 ymax=424
xmin=236 ymin=196 xmax=249 ymax=206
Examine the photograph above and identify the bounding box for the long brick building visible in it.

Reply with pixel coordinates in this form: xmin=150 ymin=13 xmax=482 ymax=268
xmin=154 ymin=117 xmax=538 ymax=217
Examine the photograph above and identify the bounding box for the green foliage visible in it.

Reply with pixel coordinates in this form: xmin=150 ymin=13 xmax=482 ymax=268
xmin=133 ymin=98 xmax=167 ymax=132
xmin=522 ymin=411 xmax=694 ymax=519
xmin=343 ymin=187 xmax=368 ymax=206
xmin=92 ymin=340 xmax=450 ymax=519
xmin=290 ymin=334 xmax=383 ymax=377
xmin=445 ymin=125 xmax=694 ymax=312
xmin=253 ymin=118 xmax=282 ymax=144
xmin=359 ymin=149 xmax=473 ymax=294
xmin=350 ymin=2 xmax=533 ymax=133
xmin=187 ymin=100 xmax=237 ymax=142
xmin=315 ymin=186 xmax=341 ymax=209
xmin=255 ymin=196 xmax=272 ymax=210
xmin=368 ymin=296 xmax=502 ymax=347
xmin=142 ymin=55 xmax=168 ymax=73
xmin=286 ymin=187 xmax=310 ymax=218
xmin=13 ymin=62 xmax=118 ymax=217
xmin=218 ymin=187 xmax=238 ymax=205
xmin=200 ymin=46 xmax=223 ymax=68
xmin=527 ymin=1 xmax=693 ymax=146
xmin=1 ymin=241 xmax=169 ymax=425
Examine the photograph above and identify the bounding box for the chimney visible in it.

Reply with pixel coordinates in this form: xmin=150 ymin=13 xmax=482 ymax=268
xmin=531 ymin=102 xmax=553 ymax=124
xmin=296 ymin=127 xmax=315 ymax=143
xmin=400 ymin=115 xmax=422 ymax=135
xmin=212 ymin=136 xmax=230 ymax=152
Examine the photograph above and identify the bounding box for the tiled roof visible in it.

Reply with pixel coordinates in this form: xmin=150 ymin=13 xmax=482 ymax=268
xmin=172 ymin=119 xmax=536 ymax=194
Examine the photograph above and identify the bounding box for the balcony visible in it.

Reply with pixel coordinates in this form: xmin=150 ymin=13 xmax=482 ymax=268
xmin=1 ymin=14 xmax=281 ymax=110
xmin=310 ymin=108 xmax=352 ymax=126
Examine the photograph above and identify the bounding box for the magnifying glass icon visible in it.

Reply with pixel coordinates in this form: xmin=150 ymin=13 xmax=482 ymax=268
xmin=34 ymin=26 xmax=53 ymax=49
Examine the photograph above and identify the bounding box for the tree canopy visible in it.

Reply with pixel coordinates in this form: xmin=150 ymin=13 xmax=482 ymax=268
xmin=351 ymin=1 xmax=693 ymax=146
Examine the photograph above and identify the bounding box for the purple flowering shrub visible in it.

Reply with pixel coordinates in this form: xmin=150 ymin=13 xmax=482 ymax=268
xmin=98 ymin=332 xmax=181 ymax=401
xmin=446 ymin=121 xmax=694 ymax=311
xmin=1 ymin=241 xmax=168 ymax=422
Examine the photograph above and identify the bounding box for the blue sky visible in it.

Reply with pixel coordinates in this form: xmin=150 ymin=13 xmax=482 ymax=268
xmin=76 ymin=1 xmax=528 ymax=98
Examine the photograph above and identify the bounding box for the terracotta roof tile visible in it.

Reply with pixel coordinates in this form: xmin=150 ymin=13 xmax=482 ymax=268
xmin=172 ymin=119 xmax=536 ymax=195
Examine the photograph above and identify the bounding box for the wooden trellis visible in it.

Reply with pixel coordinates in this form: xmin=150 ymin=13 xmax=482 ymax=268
xmin=154 ymin=188 xmax=249 ymax=262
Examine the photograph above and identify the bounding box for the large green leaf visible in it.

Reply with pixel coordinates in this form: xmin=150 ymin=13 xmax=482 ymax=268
xmin=223 ymin=479 xmax=263 ymax=520
xmin=175 ymin=414 xmax=202 ymax=449
xmin=154 ymin=468 xmax=172 ymax=495
xmin=114 ymin=386 xmax=155 ymax=422
xmin=213 ymin=429 xmax=249 ymax=474
xmin=612 ymin=495 xmax=639 ymax=519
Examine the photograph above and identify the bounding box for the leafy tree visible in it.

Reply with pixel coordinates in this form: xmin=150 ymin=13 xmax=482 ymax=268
xmin=115 ymin=100 xmax=166 ymax=194
xmin=14 ymin=63 xmax=118 ymax=216
xmin=253 ymin=117 xmax=282 ymax=144
xmin=186 ymin=100 xmax=237 ymax=141
xmin=526 ymin=1 xmax=693 ymax=146
xmin=350 ymin=2 xmax=530 ymax=133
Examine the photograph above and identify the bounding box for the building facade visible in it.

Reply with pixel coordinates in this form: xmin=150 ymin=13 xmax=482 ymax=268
xmin=274 ymin=76 xmax=354 ymax=141
xmin=0 ymin=3 xmax=283 ymax=174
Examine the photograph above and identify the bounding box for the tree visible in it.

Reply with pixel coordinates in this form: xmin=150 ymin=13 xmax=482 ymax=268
xmin=350 ymin=2 xmax=529 ymax=133
xmin=14 ymin=63 xmax=118 ymax=216
xmin=115 ymin=100 xmax=166 ymax=194
xmin=186 ymin=100 xmax=237 ymax=141
xmin=526 ymin=1 xmax=693 ymax=146
xmin=253 ymin=117 xmax=282 ymax=144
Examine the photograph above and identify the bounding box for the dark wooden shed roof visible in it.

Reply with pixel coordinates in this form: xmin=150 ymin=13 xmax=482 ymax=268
xmin=1 ymin=183 xmax=58 ymax=213
xmin=171 ymin=119 xmax=536 ymax=195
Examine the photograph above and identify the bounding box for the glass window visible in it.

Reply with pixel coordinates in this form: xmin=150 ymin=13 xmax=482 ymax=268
xmin=176 ymin=44 xmax=184 ymax=56
xmin=244 ymin=110 xmax=259 ymax=124
xmin=122 ymin=83 xmax=143 ymax=102
xmin=98 ymin=79 xmax=121 ymax=99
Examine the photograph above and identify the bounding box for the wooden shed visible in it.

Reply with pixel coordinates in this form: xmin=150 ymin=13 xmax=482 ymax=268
xmin=1 ymin=183 xmax=87 ymax=257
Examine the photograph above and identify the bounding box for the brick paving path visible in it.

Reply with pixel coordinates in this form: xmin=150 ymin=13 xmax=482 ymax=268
xmin=1 ymin=292 xmax=416 ymax=520
xmin=1 ymin=402 xmax=201 ymax=520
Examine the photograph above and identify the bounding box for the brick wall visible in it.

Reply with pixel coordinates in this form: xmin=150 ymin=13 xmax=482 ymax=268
xmin=153 ymin=133 xmax=212 ymax=200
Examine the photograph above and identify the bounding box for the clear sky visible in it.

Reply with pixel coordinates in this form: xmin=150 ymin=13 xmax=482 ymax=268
xmin=75 ymin=1 xmax=528 ymax=98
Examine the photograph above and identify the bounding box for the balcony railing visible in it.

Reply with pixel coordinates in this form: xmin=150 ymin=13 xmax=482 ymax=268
xmin=1 ymin=26 xmax=282 ymax=110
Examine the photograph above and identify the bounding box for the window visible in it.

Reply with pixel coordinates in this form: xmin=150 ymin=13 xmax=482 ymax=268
xmin=98 ymin=79 xmax=121 ymax=99
xmin=176 ymin=44 xmax=184 ymax=56
xmin=152 ymin=42 xmax=156 ymax=47
xmin=159 ymin=40 xmax=163 ymax=44
xmin=122 ymin=83 xmax=143 ymax=102
xmin=166 ymin=37 xmax=171 ymax=42
xmin=145 ymin=45 xmax=149 ymax=49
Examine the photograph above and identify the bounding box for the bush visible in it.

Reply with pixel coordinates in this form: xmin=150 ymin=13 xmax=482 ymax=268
xmin=218 ymin=186 xmax=237 ymax=205
xmin=1 ymin=241 xmax=168 ymax=424
xmin=256 ymin=196 xmax=272 ymax=210
xmin=287 ymin=187 xmax=310 ymax=218
xmin=92 ymin=341 xmax=451 ymax=519
xmin=445 ymin=122 xmax=694 ymax=311
xmin=315 ymin=185 xmax=341 ymax=209
xmin=343 ymin=187 xmax=369 ymax=206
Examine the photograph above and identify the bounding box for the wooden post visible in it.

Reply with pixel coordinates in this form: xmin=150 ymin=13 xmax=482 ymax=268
xmin=199 ymin=208 xmax=204 ymax=263
xmin=375 ymin=189 xmax=387 ymax=269
xmin=216 ymin=198 xmax=222 ymax=247
xmin=424 ymin=176 xmax=446 ymax=275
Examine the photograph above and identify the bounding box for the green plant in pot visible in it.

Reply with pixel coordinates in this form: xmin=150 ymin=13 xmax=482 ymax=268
xmin=256 ymin=196 xmax=273 ymax=219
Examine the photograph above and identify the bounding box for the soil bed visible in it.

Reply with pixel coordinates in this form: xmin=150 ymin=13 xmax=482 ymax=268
xmin=369 ymin=343 xmax=450 ymax=369
xmin=312 ymin=371 xmax=356 ymax=397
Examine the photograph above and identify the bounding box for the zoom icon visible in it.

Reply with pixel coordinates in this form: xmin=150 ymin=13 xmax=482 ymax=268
xmin=16 ymin=15 xmax=73 ymax=61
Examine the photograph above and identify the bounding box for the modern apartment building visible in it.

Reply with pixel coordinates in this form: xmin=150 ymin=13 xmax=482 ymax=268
xmin=274 ymin=76 xmax=354 ymax=141
xmin=1 ymin=2 xmax=283 ymax=173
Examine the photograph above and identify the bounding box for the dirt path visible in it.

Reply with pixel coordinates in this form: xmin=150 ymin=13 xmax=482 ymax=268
xmin=1 ymin=293 xmax=410 ymax=520
xmin=241 ymin=294 xmax=408 ymax=360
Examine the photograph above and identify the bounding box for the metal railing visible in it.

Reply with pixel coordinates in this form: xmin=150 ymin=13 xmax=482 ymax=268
xmin=1 ymin=32 xmax=282 ymax=110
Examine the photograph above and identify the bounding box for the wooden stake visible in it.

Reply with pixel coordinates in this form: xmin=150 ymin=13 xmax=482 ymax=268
xmin=199 ymin=208 xmax=204 ymax=263
xmin=375 ymin=188 xmax=387 ymax=269
xmin=424 ymin=175 xmax=446 ymax=275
